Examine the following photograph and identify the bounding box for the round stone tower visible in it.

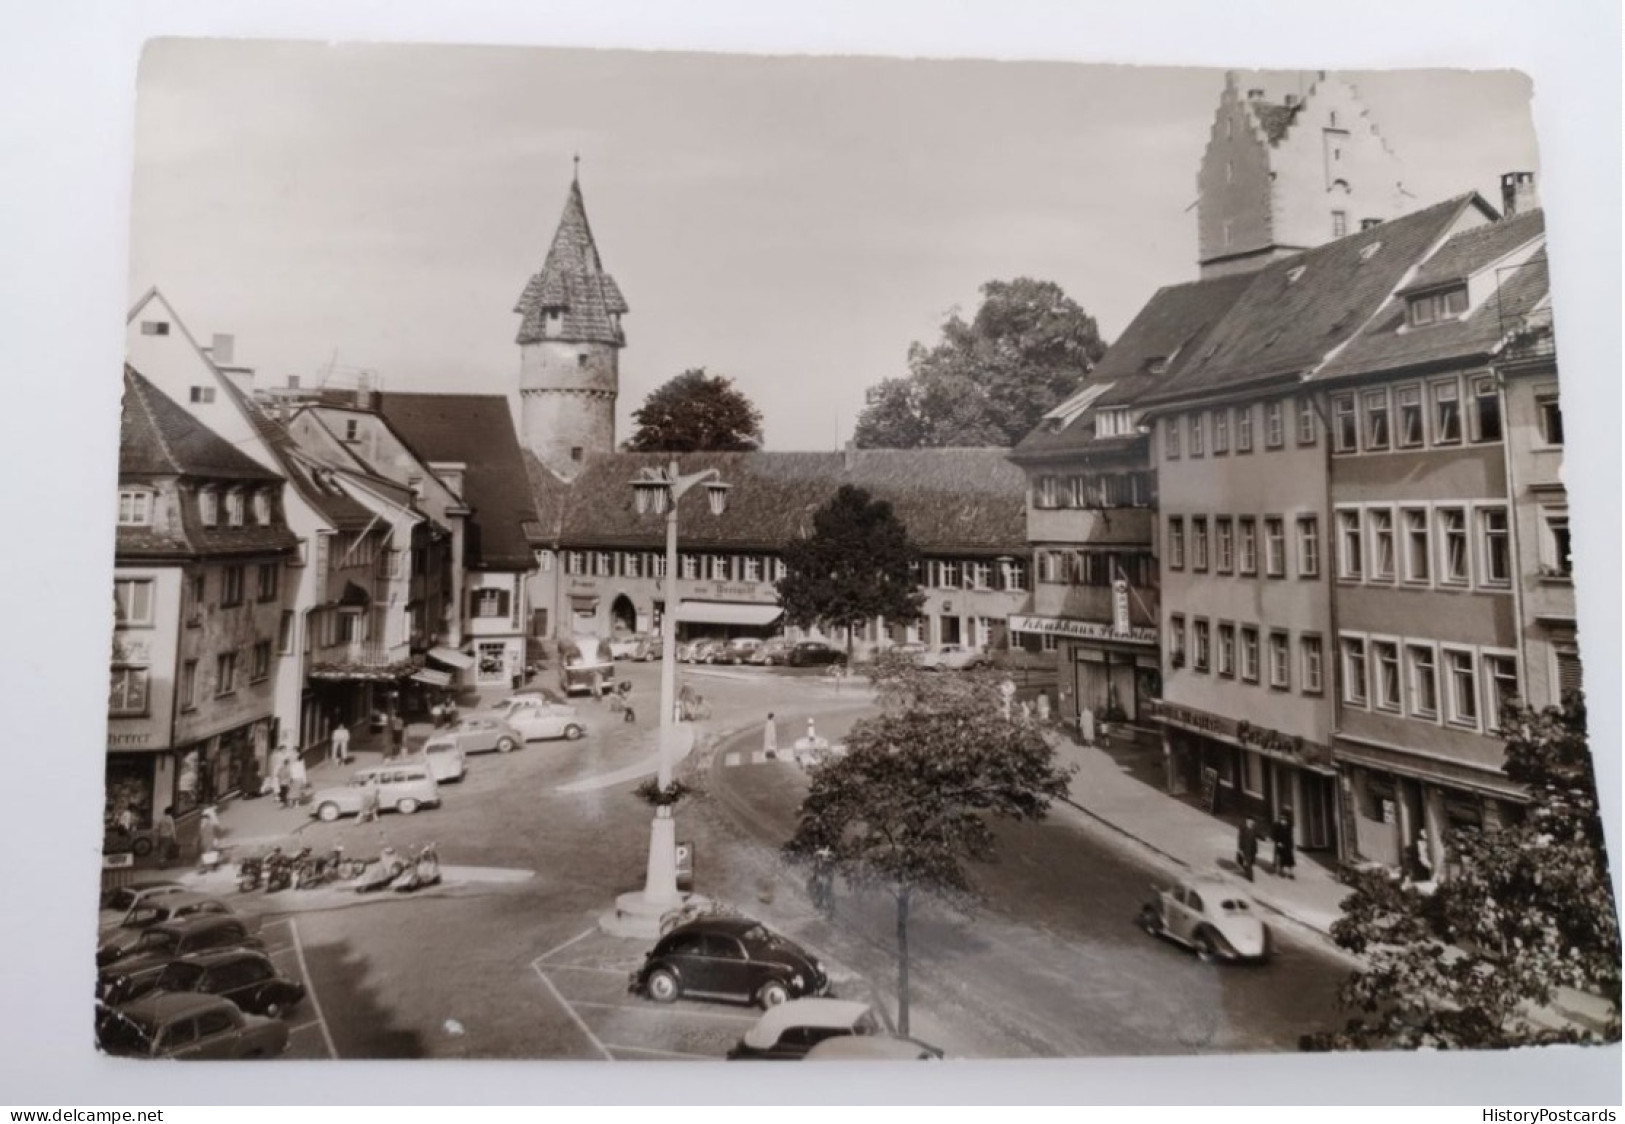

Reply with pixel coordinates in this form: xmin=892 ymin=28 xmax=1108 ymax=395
xmin=515 ymin=172 xmax=627 ymax=478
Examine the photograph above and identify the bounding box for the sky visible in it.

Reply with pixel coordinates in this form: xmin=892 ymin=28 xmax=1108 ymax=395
xmin=127 ymin=42 xmax=1541 ymax=451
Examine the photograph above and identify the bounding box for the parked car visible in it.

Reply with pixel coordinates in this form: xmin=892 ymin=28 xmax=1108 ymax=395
xmin=557 ymin=636 xmax=616 ymax=696
xmin=465 ymin=697 xmax=585 ymax=743
xmin=146 ymin=948 xmax=307 ymax=1019
xmin=632 ymin=634 xmax=664 ymax=662
xmin=677 ymin=637 xmax=721 ymax=663
xmin=99 ymin=881 xmax=189 ymax=931
xmin=416 ymin=740 xmax=467 ymax=784
xmin=96 ymin=992 xmax=289 ymax=1059
xmin=747 ymin=638 xmax=794 ymax=666
xmin=690 ymin=638 xmax=730 ymax=664
xmin=607 ymin=633 xmax=645 ymax=660
xmin=804 ymin=1034 xmax=944 ymax=1061
xmin=98 ymin=894 xmax=236 ymax=966
xmin=726 ymin=998 xmax=885 ymax=1061
xmin=424 ymin=716 xmax=523 ymax=755
xmin=1137 ymin=875 xmax=1271 ymax=964
xmin=310 ymin=762 xmax=441 ymax=823
xmin=97 ymin=915 xmax=265 ymax=1005
xmin=786 ymin=641 xmax=846 ymax=668
xmin=719 ymin=637 xmax=763 ymax=664
xmin=917 ymin=644 xmax=989 ymax=671
xmin=630 ymin=917 xmax=829 ymax=1010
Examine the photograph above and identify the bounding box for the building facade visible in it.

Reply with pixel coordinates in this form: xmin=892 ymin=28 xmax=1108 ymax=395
xmin=110 ymin=370 xmax=299 ymax=833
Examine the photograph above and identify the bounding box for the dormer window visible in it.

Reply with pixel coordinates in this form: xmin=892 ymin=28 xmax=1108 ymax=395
xmin=225 ymin=489 xmax=245 ymax=527
xmin=1096 ymin=408 xmax=1134 ymax=438
xmin=117 ymin=489 xmax=153 ymax=526
xmin=252 ymin=488 xmax=271 ymax=525
xmin=1407 ymin=286 xmax=1468 ymax=327
xmin=199 ymin=488 xmax=218 ymax=527
xmin=1143 ymin=356 xmax=1168 ymax=375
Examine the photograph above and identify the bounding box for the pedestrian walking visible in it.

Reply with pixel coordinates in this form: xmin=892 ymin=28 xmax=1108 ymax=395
xmin=157 ymin=805 xmax=177 ymax=863
xmin=357 ymin=783 xmax=381 ymax=824
xmin=1272 ymin=810 xmax=1296 ymax=879
xmin=763 ymin=713 xmax=778 ymax=758
xmin=331 ymin=723 xmax=351 ymax=765
xmin=1236 ymin=816 xmax=1259 ymax=882
xmin=275 ymin=760 xmax=292 ymax=807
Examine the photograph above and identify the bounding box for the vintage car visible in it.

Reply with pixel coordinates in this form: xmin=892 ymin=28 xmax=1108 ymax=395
xmin=557 ymin=636 xmax=616 ymax=696
xmin=631 ymin=917 xmax=829 ymax=1010
xmin=786 ymin=641 xmax=847 ymax=668
xmin=465 ymin=697 xmax=585 ymax=743
xmin=726 ymin=998 xmax=885 ymax=1061
xmin=146 ymin=948 xmax=307 ymax=1018
xmin=310 ymin=762 xmax=441 ymax=822
xmin=98 ymin=894 xmax=237 ymax=967
xmin=747 ymin=638 xmax=794 ymax=666
xmin=98 ymin=881 xmax=189 ymax=931
xmin=417 ymin=739 xmax=467 ymax=784
xmin=607 ymin=633 xmax=646 ymax=660
xmin=916 ymin=644 xmax=990 ymax=671
xmin=716 ymin=637 xmax=763 ymax=664
xmin=803 ymin=1034 xmax=944 ymax=1061
xmin=631 ymin=634 xmax=665 ymax=662
xmin=1137 ymin=874 xmax=1271 ymax=963
xmin=98 ymin=915 xmax=265 ymax=1004
xmin=96 ymin=992 xmax=289 ymax=1060
xmin=422 ymin=716 xmax=524 ymax=755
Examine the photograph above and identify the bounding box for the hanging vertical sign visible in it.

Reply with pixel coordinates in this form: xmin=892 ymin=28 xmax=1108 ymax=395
xmin=1111 ymin=579 xmax=1131 ymax=637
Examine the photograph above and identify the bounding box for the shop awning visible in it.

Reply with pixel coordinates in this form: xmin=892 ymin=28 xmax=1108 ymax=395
xmin=411 ymin=668 xmax=453 ymax=687
xmin=569 ymin=595 xmax=600 ymax=612
xmin=428 ymin=646 xmax=475 ymax=670
xmin=674 ymin=601 xmax=784 ymax=627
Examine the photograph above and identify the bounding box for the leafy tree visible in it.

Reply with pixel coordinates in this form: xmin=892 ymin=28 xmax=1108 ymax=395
xmin=625 ymin=368 xmax=764 ymax=452
xmin=1305 ymin=693 xmax=1621 ymax=1050
xmin=853 ymin=277 xmax=1106 ymax=448
xmin=776 ymin=485 xmax=924 ymax=654
xmin=784 ymin=661 xmax=1074 ymax=1035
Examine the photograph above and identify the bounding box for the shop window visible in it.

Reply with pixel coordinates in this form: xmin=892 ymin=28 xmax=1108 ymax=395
xmin=110 ymin=667 xmax=149 ymax=715
xmin=1242 ymin=751 xmax=1266 ymax=797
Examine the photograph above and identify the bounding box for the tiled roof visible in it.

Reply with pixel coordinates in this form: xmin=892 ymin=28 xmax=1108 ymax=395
xmin=1402 ymin=208 xmax=1542 ymax=292
xmin=514 ymin=178 xmax=628 ymax=347
xmin=1141 ymin=195 xmax=1482 ymax=405
xmin=122 ymin=367 xmax=281 ymax=481
xmin=1314 ymin=245 xmax=1550 ymax=383
xmin=532 ymin=449 xmax=1029 ymax=556
xmin=118 ymin=369 xmax=299 ymax=560
xmin=1011 ymin=273 xmax=1258 ymax=460
xmin=379 ymin=393 xmax=542 ymax=571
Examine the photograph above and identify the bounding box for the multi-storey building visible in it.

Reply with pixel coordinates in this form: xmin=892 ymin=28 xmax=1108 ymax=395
xmin=1138 ymin=195 xmax=1497 ymax=855
xmin=527 ymin=448 xmax=1030 ymax=653
xmin=1309 ymin=197 xmax=1552 ymax=874
xmin=109 ymin=369 xmax=299 ymax=837
xmin=1007 ymin=274 xmax=1252 ymax=726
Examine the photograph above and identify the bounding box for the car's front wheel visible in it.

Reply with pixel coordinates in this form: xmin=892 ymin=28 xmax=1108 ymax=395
xmin=645 ymin=968 xmax=680 ymax=1004
xmin=1193 ymin=930 xmax=1219 ymax=963
xmin=317 ymin=802 xmax=341 ymax=823
xmin=496 ymin=736 xmax=517 ymax=753
xmin=563 ymin=724 xmax=584 ymax=741
xmin=756 ymin=981 xmax=790 ymax=1009
xmin=397 ymin=798 xmax=419 ymax=815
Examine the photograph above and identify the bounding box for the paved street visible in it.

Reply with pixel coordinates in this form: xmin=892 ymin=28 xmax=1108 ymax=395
xmin=151 ymin=660 xmax=1353 ymax=1060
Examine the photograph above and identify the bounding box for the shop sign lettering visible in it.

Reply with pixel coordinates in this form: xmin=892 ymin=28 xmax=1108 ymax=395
xmin=108 ymin=733 xmax=152 ymax=747
xmin=1009 ymin=614 xmax=1156 ymax=646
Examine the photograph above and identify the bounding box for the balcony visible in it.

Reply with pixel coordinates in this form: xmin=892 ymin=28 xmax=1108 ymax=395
xmin=307 ymin=641 xmax=417 ymax=682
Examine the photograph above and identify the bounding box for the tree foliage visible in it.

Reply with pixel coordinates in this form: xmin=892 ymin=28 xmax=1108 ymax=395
xmin=853 ymin=278 xmax=1106 ymax=448
xmin=775 ymin=485 xmax=924 ymax=649
xmin=625 ymin=368 xmax=764 ymax=452
xmin=784 ymin=661 xmax=1074 ymax=1033
xmin=1306 ymin=693 xmax=1621 ymax=1050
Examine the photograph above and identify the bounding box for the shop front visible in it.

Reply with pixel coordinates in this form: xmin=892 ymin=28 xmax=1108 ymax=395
xmin=674 ymin=599 xmax=785 ymax=641
xmin=171 ymin=716 xmax=276 ymax=814
xmin=1009 ymin=614 xmax=1159 ymax=724
xmin=1145 ymin=698 xmax=1340 ymax=853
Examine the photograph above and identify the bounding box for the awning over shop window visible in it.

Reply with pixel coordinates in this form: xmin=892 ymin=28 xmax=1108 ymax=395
xmin=412 ymin=668 xmax=453 ymax=687
xmin=674 ymin=601 xmax=784 ymax=627
xmin=428 ymin=646 xmax=475 ymax=670
xmin=570 ymin=596 xmax=600 ymax=612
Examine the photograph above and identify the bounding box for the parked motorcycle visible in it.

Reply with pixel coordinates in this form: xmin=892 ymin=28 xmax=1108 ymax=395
xmin=391 ymin=842 xmax=442 ymax=893
xmin=263 ymin=849 xmax=295 ymax=893
xmin=237 ymin=848 xmax=278 ymax=893
xmin=352 ymin=846 xmax=406 ymax=894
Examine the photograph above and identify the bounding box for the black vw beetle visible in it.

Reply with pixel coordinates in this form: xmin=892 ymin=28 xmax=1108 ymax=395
xmin=631 ymin=918 xmax=829 ymax=1009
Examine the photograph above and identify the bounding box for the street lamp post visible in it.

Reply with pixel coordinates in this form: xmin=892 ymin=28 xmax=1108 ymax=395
xmin=600 ymin=460 xmax=729 ymax=939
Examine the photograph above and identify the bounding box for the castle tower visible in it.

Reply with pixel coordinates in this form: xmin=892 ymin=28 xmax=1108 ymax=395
xmin=1197 ymin=71 xmax=1409 ymax=278
xmin=515 ymin=170 xmax=628 ymax=477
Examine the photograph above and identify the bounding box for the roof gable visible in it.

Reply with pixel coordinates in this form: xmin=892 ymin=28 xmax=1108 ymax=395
xmin=121 ymin=367 xmax=280 ymax=481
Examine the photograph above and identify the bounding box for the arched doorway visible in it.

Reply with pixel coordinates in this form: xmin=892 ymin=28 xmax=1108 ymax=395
xmin=609 ymin=594 xmax=637 ymax=637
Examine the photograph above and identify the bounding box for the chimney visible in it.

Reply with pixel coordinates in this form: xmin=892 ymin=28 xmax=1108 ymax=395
xmin=210 ymin=333 xmax=235 ymax=365
xmin=1247 ymin=88 xmax=1265 ymax=101
xmin=287 ymin=375 xmax=301 ymax=390
xmin=1500 ymin=171 xmax=1539 ymax=218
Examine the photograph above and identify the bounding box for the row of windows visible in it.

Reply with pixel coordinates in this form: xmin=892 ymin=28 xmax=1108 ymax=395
xmin=564 ymin=550 xmax=779 ymax=583
xmin=920 ymin=559 xmax=1029 ymax=593
xmin=1339 ymin=633 xmax=1519 ymax=735
xmin=1334 ymin=503 xmax=1510 ymax=590
xmin=1032 ymin=472 xmax=1155 ymax=510
xmin=1168 ymin=615 xmax=1324 ymax=695
xmin=116 ymin=565 xmax=282 ymax=629
xmin=1329 ymin=374 xmax=1504 ymax=455
xmin=110 ymin=640 xmax=279 ymax=717
xmin=1167 ymin=515 xmax=1319 ymax=580
xmin=127 ymin=485 xmax=280 ymax=530
xmin=1164 ymin=397 xmax=1317 ymax=460
xmin=1035 ymin=550 xmax=1154 ymax=588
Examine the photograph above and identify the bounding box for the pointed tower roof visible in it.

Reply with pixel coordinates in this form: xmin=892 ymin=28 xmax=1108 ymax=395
xmin=514 ymin=174 xmax=628 ymax=347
